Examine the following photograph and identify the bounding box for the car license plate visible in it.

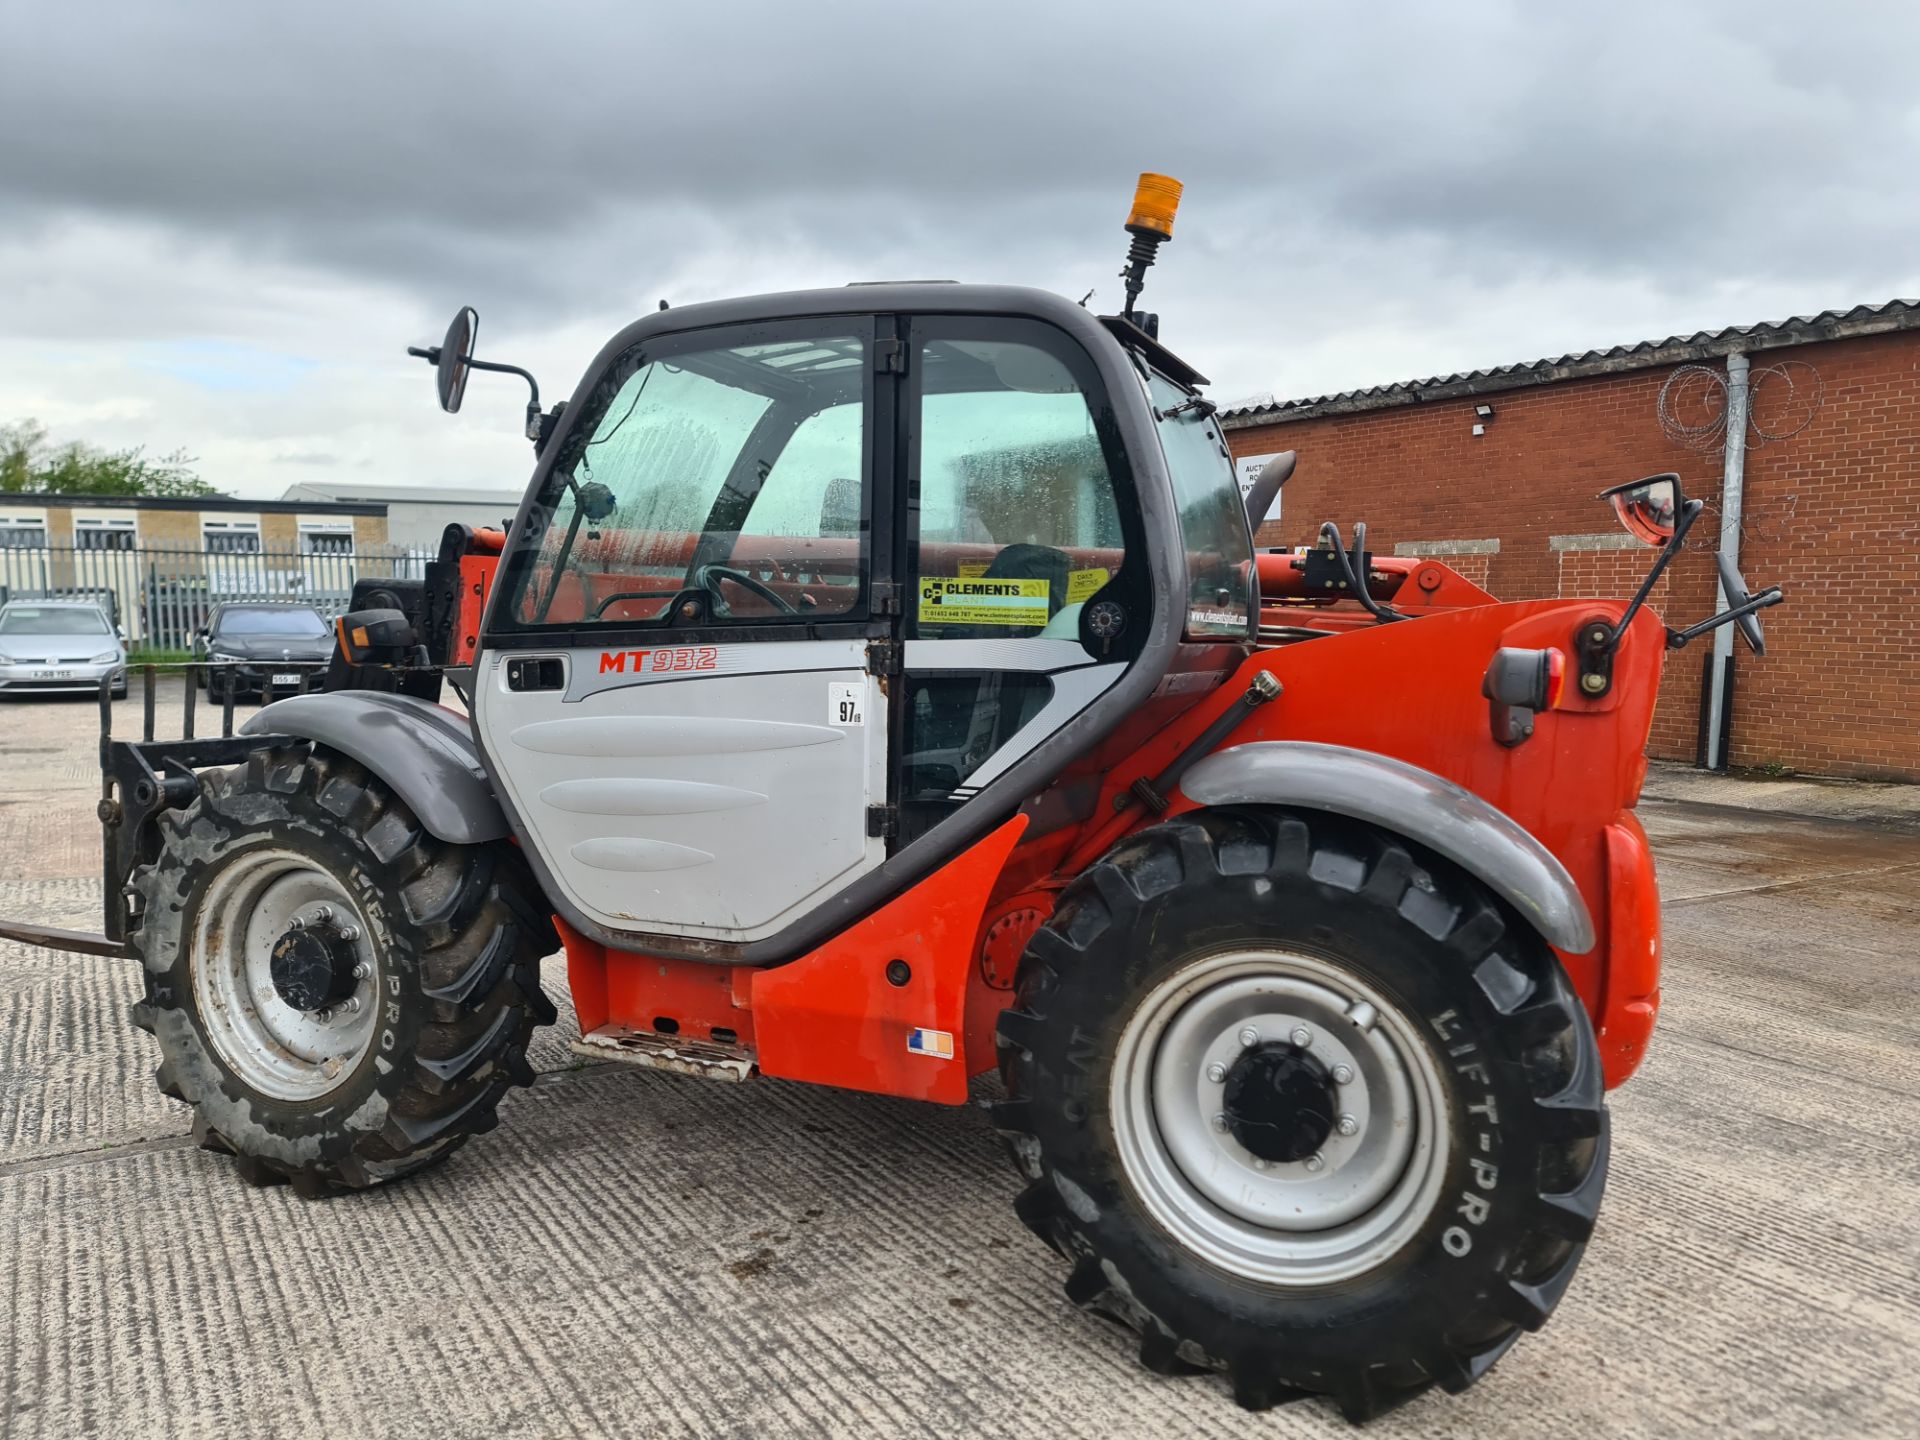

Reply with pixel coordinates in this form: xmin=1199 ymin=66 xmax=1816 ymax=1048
xmin=271 ymin=672 xmax=300 ymax=686
xmin=30 ymin=668 xmax=75 ymax=680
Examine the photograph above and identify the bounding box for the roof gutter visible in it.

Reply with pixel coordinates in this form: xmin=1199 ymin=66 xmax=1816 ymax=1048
xmin=1220 ymin=300 xmax=1920 ymax=429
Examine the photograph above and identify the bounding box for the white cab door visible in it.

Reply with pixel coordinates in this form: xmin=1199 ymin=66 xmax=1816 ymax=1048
xmin=475 ymin=639 xmax=885 ymax=944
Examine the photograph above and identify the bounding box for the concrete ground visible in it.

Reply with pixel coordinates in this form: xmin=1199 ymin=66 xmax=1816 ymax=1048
xmin=2 ymin=681 xmax=1916 ymax=1438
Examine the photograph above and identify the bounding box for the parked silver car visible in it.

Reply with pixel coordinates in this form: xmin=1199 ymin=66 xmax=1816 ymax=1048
xmin=0 ymin=598 xmax=128 ymax=698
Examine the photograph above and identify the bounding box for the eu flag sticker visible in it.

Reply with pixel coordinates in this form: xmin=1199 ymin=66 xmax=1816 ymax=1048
xmin=907 ymin=1028 xmax=955 ymax=1059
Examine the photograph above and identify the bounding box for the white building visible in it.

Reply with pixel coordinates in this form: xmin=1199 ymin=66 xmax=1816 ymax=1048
xmin=277 ymin=482 xmax=525 ymax=551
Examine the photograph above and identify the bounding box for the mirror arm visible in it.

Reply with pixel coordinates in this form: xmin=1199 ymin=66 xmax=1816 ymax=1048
xmin=463 ymin=358 xmax=544 ymax=443
xmin=1598 ymin=498 xmax=1703 ymax=651
xmin=409 ymin=344 xmax=543 ymax=443
xmin=1665 ymin=586 xmax=1784 ymax=651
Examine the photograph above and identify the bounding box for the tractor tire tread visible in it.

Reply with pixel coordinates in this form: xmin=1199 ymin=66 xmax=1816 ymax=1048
xmin=131 ymin=745 xmax=552 ymax=1198
xmin=995 ymin=808 xmax=1608 ymax=1423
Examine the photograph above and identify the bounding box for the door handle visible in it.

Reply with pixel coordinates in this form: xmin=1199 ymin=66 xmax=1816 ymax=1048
xmin=506 ymin=656 xmax=566 ymax=691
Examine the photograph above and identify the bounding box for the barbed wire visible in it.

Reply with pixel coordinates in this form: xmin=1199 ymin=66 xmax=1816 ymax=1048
xmin=1656 ymin=359 xmax=1823 ymax=453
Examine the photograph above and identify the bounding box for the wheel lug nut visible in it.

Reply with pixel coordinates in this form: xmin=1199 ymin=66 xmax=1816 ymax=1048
xmin=1331 ymin=1064 xmax=1354 ymax=1085
xmin=1336 ymin=1114 xmax=1359 ymax=1137
xmin=1304 ymin=1153 xmax=1325 ymax=1172
xmin=314 ymin=1007 xmax=331 ymax=1022
xmin=1205 ymin=1062 xmax=1227 ymax=1083
xmin=1236 ymin=1026 xmax=1259 ymax=1048
xmin=351 ymin=961 xmax=371 ymax=981
xmin=1211 ymin=1113 xmax=1229 ymax=1133
xmin=1253 ymin=1158 xmax=1270 ymax=1171
xmin=341 ymin=996 xmax=360 ymax=1014
xmin=287 ymin=915 xmax=307 ymax=931
xmin=312 ymin=904 xmax=333 ymax=922
xmin=1289 ymin=1025 xmax=1312 ymax=1049
xmin=338 ymin=924 xmax=360 ymax=943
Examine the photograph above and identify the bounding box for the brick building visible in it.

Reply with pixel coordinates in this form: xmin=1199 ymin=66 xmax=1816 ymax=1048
xmin=1221 ymin=301 xmax=1920 ymax=781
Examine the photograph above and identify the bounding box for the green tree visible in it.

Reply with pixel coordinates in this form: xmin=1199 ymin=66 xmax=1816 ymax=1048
xmin=0 ymin=419 xmax=219 ymax=498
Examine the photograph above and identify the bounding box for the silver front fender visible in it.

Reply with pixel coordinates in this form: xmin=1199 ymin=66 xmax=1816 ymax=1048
xmin=1179 ymin=741 xmax=1596 ymax=955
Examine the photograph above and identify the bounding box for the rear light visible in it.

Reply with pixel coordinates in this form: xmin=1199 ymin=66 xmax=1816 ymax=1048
xmin=1542 ymin=647 xmax=1567 ymax=709
xmin=1482 ymin=647 xmax=1565 ymax=748
xmin=1483 ymin=647 xmax=1561 ymax=710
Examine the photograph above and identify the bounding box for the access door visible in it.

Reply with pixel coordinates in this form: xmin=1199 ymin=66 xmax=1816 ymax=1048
xmin=472 ymin=320 xmax=897 ymax=948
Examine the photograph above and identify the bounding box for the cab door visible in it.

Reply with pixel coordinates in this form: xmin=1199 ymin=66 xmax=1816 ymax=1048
xmin=471 ymin=319 xmax=900 ymax=950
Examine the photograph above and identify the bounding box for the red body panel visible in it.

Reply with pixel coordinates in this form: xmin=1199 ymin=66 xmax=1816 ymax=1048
xmin=751 ymin=818 xmax=1027 ymax=1103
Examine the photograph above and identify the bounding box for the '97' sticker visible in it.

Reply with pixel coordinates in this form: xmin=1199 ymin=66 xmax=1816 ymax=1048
xmin=828 ymin=682 xmax=865 ymax=726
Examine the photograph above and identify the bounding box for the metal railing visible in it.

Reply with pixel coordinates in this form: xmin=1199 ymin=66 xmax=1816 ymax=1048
xmin=0 ymin=540 xmax=433 ymax=649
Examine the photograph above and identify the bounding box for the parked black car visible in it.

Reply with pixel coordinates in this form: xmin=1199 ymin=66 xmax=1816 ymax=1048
xmin=191 ymin=603 xmax=333 ymax=699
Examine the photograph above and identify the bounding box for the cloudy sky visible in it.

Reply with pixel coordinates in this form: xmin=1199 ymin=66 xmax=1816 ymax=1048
xmin=3 ymin=1 xmax=1916 ymax=500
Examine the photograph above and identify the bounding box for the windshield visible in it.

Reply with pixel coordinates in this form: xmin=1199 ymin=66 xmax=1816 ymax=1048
xmin=0 ymin=606 xmax=111 ymax=636
xmin=216 ymin=607 xmax=329 ymax=638
xmin=500 ymin=327 xmax=869 ymax=630
xmin=1148 ymin=371 xmax=1253 ymax=638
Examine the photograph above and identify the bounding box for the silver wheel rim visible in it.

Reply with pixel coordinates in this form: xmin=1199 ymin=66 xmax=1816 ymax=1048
xmin=190 ymin=848 xmax=380 ymax=1102
xmin=1110 ymin=948 xmax=1451 ymax=1286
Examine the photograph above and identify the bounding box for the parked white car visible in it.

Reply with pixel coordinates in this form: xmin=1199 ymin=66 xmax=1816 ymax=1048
xmin=0 ymin=598 xmax=128 ymax=698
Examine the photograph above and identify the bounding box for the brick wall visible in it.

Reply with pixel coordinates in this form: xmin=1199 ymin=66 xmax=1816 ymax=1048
xmin=1229 ymin=330 xmax=1920 ymax=780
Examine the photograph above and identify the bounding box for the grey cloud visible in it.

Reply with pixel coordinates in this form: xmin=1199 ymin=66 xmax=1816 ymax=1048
xmin=1 ymin=1 xmax=1916 ymax=497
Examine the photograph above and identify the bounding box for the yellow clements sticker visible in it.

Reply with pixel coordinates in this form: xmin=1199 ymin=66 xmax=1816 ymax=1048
xmin=918 ymin=577 xmax=1051 ymax=627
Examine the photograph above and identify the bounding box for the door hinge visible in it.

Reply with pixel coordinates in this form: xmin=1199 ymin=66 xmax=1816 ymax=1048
xmin=866 ymin=638 xmax=903 ymax=675
xmin=866 ymin=804 xmax=899 ymax=839
xmin=875 ymin=337 xmax=907 ymax=374
xmin=869 ymin=580 xmax=902 ymax=616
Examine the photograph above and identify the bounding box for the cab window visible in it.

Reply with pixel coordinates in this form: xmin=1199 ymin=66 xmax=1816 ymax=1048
xmin=1150 ymin=370 xmax=1254 ymax=637
xmin=911 ymin=335 xmax=1129 ymax=639
xmin=501 ymin=330 xmax=869 ymax=630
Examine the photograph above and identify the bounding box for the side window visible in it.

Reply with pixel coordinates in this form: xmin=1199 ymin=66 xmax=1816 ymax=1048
xmin=911 ymin=337 xmax=1128 ymax=639
xmin=901 ymin=327 xmax=1135 ymax=839
xmin=501 ymin=332 xmax=868 ymax=630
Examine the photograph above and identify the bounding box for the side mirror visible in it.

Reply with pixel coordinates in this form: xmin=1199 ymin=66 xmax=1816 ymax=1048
xmin=1599 ymin=473 xmax=1682 ymax=548
xmin=1714 ymin=552 xmax=1768 ymax=656
xmin=435 ymin=306 xmax=478 ymax=414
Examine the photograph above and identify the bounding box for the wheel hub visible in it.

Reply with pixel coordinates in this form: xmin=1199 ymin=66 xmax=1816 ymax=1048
xmin=268 ymin=924 xmax=359 ymax=1014
xmin=1111 ymin=949 xmax=1452 ymax=1286
xmin=1223 ymin=1041 xmax=1337 ymax=1163
xmin=190 ymin=854 xmax=380 ymax=1102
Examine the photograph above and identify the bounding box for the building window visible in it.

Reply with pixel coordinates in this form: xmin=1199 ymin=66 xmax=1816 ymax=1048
xmin=73 ymin=517 xmax=138 ymax=551
xmin=0 ymin=517 xmax=47 ymax=549
xmin=202 ymin=520 xmax=262 ymax=555
xmin=298 ymin=522 xmax=355 ymax=556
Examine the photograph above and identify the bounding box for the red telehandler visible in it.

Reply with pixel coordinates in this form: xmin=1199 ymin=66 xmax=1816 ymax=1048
xmin=1 ymin=174 xmax=1781 ymax=1421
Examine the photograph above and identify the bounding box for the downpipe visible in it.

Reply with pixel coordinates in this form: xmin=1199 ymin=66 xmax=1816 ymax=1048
xmin=1703 ymin=350 xmax=1748 ymax=770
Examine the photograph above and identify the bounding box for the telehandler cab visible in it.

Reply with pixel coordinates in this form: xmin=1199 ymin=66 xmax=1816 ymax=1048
xmin=2 ymin=174 xmax=1782 ymax=1421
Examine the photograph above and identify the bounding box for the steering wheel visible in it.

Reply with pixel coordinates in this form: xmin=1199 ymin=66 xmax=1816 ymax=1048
xmin=693 ymin=563 xmax=800 ymax=617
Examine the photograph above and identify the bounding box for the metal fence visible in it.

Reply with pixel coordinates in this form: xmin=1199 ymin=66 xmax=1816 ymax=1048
xmin=0 ymin=540 xmax=433 ymax=650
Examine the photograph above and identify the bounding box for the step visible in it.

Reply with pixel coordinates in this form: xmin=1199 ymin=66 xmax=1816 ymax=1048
xmin=570 ymin=1023 xmax=756 ymax=1082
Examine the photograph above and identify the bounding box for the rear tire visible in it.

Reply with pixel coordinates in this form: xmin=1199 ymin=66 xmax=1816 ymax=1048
xmin=994 ymin=808 xmax=1607 ymax=1421
xmin=129 ymin=744 xmax=557 ymax=1195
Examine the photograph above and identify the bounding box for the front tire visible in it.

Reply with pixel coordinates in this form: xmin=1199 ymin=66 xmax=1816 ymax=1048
xmin=994 ymin=809 xmax=1607 ymax=1421
xmin=129 ymin=744 xmax=557 ymax=1195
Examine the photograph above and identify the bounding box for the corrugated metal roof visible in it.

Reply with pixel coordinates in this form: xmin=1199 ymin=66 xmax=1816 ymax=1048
xmin=1219 ymin=299 xmax=1920 ymax=429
